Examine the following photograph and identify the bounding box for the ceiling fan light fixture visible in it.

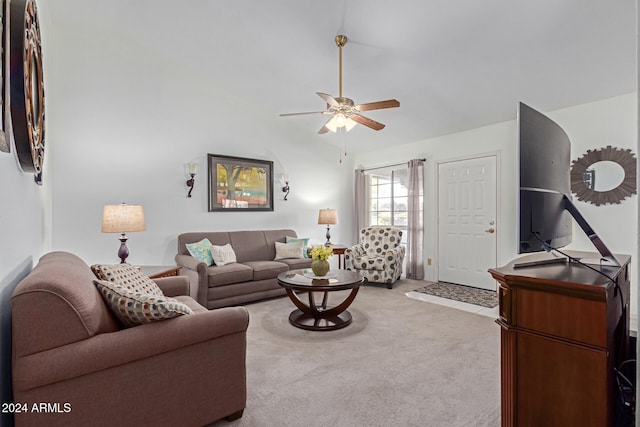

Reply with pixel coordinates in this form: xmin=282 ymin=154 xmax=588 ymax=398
xmin=325 ymin=115 xmax=339 ymax=132
xmin=344 ymin=117 xmax=357 ymax=131
xmin=325 ymin=114 xmax=357 ymax=133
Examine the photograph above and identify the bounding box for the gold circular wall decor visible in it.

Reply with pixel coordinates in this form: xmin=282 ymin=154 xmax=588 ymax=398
xmin=10 ymin=0 xmax=45 ymax=184
xmin=570 ymin=145 xmax=636 ymax=206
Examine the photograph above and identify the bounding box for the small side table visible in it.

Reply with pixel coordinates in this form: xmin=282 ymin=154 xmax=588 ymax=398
xmin=139 ymin=266 xmax=181 ymax=279
xmin=332 ymin=245 xmax=348 ymax=269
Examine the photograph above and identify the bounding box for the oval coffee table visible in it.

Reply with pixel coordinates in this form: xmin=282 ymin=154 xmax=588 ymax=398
xmin=277 ymin=269 xmax=365 ymax=331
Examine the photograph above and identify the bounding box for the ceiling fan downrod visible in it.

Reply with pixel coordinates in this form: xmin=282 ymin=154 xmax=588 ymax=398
xmin=335 ymin=35 xmax=347 ymax=98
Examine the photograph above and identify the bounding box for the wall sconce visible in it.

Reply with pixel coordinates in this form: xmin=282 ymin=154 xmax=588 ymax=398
xmin=281 ymin=173 xmax=290 ymax=201
xmin=186 ymin=162 xmax=198 ymax=198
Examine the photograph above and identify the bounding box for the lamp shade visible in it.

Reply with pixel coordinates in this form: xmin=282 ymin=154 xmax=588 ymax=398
xmin=101 ymin=204 xmax=146 ymax=233
xmin=318 ymin=208 xmax=338 ymax=225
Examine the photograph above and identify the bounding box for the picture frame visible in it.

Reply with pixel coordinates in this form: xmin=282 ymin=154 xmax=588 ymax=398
xmin=208 ymin=154 xmax=274 ymax=212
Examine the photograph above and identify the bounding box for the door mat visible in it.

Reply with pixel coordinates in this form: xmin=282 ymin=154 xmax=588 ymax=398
xmin=413 ymin=282 xmax=498 ymax=309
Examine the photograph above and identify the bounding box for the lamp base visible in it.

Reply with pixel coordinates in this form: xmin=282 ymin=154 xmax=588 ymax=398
xmin=117 ymin=234 xmax=129 ymax=264
xmin=324 ymin=225 xmax=332 ymax=246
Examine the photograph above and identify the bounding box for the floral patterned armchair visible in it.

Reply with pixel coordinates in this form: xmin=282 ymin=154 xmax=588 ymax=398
xmin=344 ymin=227 xmax=405 ymax=289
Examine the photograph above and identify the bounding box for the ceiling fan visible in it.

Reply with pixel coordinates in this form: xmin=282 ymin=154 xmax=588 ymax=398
xmin=280 ymin=35 xmax=400 ymax=134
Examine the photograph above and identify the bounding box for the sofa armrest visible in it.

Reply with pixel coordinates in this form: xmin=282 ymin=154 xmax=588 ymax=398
xmin=154 ymin=276 xmax=190 ymax=297
xmin=383 ymin=245 xmax=406 ymax=266
xmin=175 ymin=254 xmax=208 ymax=272
xmin=344 ymin=244 xmax=366 ymax=270
xmin=175 ymin=254 xmax=210 ymax=304
xmin=13 ymin=306 xmax=249 ymax=392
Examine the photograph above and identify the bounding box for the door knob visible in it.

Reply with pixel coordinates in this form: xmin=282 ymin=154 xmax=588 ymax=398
xmin=485 ymin=228 xmax=495 ymax=233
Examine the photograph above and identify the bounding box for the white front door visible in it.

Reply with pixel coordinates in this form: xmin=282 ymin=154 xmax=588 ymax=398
xmin=437 ymin=156 xmax=497 ymax=291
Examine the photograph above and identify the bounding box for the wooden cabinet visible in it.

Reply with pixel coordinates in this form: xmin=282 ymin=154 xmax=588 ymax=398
xmin=489 ymin=251 xmax=631 ymax=427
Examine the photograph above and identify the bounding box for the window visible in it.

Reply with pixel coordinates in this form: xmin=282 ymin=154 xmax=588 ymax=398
xmin=367 ymin=168 xmax=409 ymax=234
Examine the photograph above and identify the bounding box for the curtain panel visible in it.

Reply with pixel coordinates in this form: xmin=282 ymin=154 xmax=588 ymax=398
xmin=406 ymin=159 xmax=425 ymax=280
xmin=354 ymin=169 xmax=367 ymax=243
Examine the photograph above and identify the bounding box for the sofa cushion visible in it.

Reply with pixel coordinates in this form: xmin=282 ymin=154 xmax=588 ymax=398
xmin=207 ymin=263 xmax=254 ymax=287
xmin=211 ymin=243 xmax=237 ymax=266
xmin=94 ymin=279 xmax=194 ymax=327
xmin=228 ymin=231 xmax=269 ymax=262
xmin=276 ymin=258 xmax=313 ymax=270
xmin=244 ymin=260 xmax=289 ymax=281
xmin=185 ymin=238 xmax=215 ymax=265
xmin=274 ymin=240 xmax=304 ymax=260
xmin=91 ymin=263 xmax=163 ymax=296
xmin=285 ymin=236 xmax=311 ymax=258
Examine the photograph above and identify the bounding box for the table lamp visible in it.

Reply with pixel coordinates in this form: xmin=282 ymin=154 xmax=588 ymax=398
xmin=318 ymin=208 xmax=338 ymax=246
xmin=101 ymin=203 xmax=146 ymax=263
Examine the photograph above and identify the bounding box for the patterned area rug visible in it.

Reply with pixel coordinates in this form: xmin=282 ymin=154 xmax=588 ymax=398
xmin=413 ymin=282 xmax=498 ymax=308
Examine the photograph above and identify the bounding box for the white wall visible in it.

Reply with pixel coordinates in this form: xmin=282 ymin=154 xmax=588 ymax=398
xmin=0 ymin=117 xmax=51 ymax=427
xmin=44 ymin=10 xmax=355 ymax=267
xmin=355 ymin=93 xmax=637 ymax=315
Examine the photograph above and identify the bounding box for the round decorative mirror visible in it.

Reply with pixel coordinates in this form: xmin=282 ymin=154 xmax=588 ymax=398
xmin=10 ymin=0 xmax=45 ymax=184
xmin=570 ymin=145 xmax=636 ymax=206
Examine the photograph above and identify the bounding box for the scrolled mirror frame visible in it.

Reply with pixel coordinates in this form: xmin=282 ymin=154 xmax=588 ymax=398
xmin=570 ymin=145 xmax=637 ymax=206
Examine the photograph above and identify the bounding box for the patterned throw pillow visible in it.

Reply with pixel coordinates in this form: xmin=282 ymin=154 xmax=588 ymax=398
xmin=185 ymin=238 xmax=215 ymax=265
xmin=210 ymin=243 xmax=237 ymax=266
xmin=93 ymin=279 xmax=194 ymax=327
xmin=91 ymin=263 xmax=162 ymax=296
xmin=275 ymin=240 xmax=304 ymax=260
xmin=285 ymin=236 xmax=310 ymax=258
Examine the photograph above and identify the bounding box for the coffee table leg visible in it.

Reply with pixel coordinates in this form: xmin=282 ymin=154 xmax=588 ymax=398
xmin=284 ymin=288 xmax=360 ymax=331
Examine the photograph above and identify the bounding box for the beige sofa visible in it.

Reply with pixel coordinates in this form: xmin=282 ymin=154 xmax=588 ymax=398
xmin=176 ymin=229 xmax=312 ymax=309
xmin=11 ymin=251 xmax=248 ymax=427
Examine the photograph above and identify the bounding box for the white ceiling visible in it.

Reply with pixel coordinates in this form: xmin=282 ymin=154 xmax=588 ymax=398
xmin=48 ymin=0 xmax=636 ymax=154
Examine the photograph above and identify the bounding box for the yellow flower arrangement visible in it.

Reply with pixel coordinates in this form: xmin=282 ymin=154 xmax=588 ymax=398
xmin=310 ymin=245 xmax=333 ymax=261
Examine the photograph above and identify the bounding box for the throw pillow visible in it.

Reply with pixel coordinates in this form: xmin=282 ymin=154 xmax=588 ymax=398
xmin=275 ymin=240 xmax=305 ymax=260
xmin=185 ymin=238 xmax=215 ymax=265
xmin=91 ymin=263 xmax=162 ymax=296
xmin=285 ymin=236 xmax=311 ymax=258
xmin=94 ymin=279 xmax=194 ymax=327
xmin=210 ymin=243 xmax=237 ymax=266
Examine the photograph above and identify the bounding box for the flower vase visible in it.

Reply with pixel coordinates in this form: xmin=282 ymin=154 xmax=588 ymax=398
xmin=311 ymin=259 xmax=330 ymax=277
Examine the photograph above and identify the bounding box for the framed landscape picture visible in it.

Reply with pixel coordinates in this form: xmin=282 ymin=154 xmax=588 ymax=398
xmin=208 ymin=154 xmax=274 ymax=212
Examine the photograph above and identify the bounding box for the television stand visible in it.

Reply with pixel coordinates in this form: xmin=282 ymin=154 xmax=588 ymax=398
xmin=489 ymin=251 xmax=631 ymax=426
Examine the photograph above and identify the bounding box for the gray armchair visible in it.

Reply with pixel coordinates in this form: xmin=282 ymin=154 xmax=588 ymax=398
xmin=344 ymin=227 xmax=405 ymax=288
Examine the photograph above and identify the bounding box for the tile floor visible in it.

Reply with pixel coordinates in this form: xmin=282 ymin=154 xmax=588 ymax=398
xmin=405 ymin=290 xmax=499 ymax=319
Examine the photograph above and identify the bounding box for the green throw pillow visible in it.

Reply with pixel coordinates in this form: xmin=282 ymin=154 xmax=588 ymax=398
xmin=286 ymin=236 xmax=310 ymax=258
xmin=185 ymin=238 xmax=214 ymax=265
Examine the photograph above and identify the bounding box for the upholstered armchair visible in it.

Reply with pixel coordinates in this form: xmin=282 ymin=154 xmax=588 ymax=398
xmin=344 ymin=227 xmax=405 ymax=288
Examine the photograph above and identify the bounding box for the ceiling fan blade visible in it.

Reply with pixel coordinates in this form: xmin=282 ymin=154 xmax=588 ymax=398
xmin=356 ymin=99 xmax=400 ymax=112
xmin=350 ymin=113 xmax=386 ymax=131
xmin=279 ymin=111 xmax=329 ymax=117
xmin=316 ymin=92 xmax=340 ymax=107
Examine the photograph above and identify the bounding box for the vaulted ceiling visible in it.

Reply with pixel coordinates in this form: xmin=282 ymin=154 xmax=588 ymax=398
xmin=49 ymin=0 xmax=636 ymax=154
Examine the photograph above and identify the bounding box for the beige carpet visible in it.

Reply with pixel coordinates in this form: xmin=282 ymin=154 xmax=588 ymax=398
xmin=210 ymin=279 xmax=501 ymax=427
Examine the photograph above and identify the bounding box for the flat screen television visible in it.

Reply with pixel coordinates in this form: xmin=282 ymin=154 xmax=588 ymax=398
xmin=517 ymin=102 xmax=619 ymax=267
xmin=518 ymin=102 xmax=572 ymax=253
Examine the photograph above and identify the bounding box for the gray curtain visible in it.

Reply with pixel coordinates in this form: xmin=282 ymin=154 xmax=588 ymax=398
xmin=406 ymin=159 xmax=424 ymax=280
xmin=354 ymin=169 xmax=366 ymax=243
